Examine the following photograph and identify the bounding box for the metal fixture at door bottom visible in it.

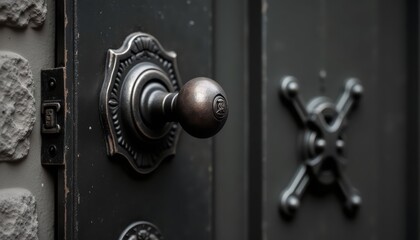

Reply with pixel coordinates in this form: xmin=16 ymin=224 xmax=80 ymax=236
xmin=119 ymin=221 xmax=163 ymax=240
xmin=279 ymin=76 xmax=363 ymax=217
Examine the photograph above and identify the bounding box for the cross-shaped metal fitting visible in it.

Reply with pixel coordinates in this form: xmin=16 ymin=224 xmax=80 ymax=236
xmin=279 ymin=76 xmax=363 ymax=217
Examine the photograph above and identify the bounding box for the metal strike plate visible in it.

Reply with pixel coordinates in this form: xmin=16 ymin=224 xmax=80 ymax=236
xmin=279 ymin=76 xmax=363 ymax=217
xmin=41 ymin=67 xmax=65 ymax=166
xmin=119 ymin=221 xmax=163 ymax=240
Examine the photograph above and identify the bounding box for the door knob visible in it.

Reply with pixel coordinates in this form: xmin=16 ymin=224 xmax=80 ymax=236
xmin=174 ymin=77 xmax=228 ymax=138
xmin=123 ymin=71 xmax=228 ymax=141
xmin=100 ymin=32 xmax=228 ymax=174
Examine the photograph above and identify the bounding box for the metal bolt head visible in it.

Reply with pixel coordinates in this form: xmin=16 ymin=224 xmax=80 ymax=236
xmin=351 ymin=84 xmax=363 ymax=97
xmin=346 ymin=194 xmax=362 ymax=212
xmin=336 ymin=139 xmax=345 ymax=150
xmin=281 ymin=76 xmax=299 ymax=98
xmin=351 ymin=195 xmax=362 ymax=206
xmin=48 ymin=77 xmax=57 ymax=90
xmin=48 ymin=145 xmax=57 ymax=157
xmin=287 ymin=81 xmax=299 ymax=96
xmin=315 ymin=138 xmax=326 ymax=152
xmin=287 ymin=195 xmax=300 ymax=211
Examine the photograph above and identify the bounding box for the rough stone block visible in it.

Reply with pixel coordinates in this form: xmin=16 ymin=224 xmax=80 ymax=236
xmin=0 ymin=0 xmax=47 ymax=28
xmin=0 ymin=188 xmax=38 ymax=240
xmin=0 ymin=52 xmax=35 ymax=161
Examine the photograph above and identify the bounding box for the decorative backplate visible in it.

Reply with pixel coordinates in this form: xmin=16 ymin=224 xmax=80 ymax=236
xmin=119 ymin=221 xmax=163 ymax=240
xmin=279 ymin=76 xmax=363 ymax=217
xmin=99 ymin=32 xmax=182 ymax=174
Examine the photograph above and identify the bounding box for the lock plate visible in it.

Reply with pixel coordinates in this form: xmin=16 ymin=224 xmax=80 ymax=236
xmin=279 ymin=76 xmax=363 ymax=217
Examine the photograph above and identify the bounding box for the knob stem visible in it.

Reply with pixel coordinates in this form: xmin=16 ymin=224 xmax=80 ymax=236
xmin=145 ymin=89 xmax=178 ymax=124
xmin=142 ymin=78 xmax=228 ymax=138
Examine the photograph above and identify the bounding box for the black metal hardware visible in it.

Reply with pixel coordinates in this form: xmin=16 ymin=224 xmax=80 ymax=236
xmin=42 ymin=102 xmax=61 ymax=133
xmin=119 ymin=221 xmax=163 ymax=240
xmin=41 ymin=68 xmax=65 ymax=166
xmin=279 ymin=76 xmax=363 ymax=217
xmin=100 ymin=32 xmax=228 ymax=174
xmin=138 ymin=76 xmax=228 ymax=138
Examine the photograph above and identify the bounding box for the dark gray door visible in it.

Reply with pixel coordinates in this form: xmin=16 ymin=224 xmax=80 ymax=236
xmin=58 ymin=0 xmax=216 ymax=239
xmin=258 ymin=0 xmax=418 ymax=239
xmin=54 ymin=0 xmax=419 ymax=239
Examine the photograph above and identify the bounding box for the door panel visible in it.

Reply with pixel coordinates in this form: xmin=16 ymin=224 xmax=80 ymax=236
xmin=263 ymin=0 xmax=408 ymax=239
xmin=55 ymin=0 xmax=418 ymax=239
xmin=71 ymin=0 xmax=214 ymax=239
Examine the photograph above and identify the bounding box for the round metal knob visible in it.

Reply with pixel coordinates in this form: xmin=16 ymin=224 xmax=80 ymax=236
xmin=176 ymin=77 xmax=228 ymax=138
xmin=144 ymin=77 xmax=228 ymax=139
xmin=120 ymin=63 xmax=228 ymax=144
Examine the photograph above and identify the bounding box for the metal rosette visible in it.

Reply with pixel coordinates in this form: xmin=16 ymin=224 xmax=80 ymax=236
xmin=100 ymin=32 xmax=182 ymax=174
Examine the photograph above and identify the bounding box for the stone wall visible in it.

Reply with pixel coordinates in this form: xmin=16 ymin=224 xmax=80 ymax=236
xmin=0 ymin=188 xmax=38 ymax=240
xmin=0 ymin=0 xmax=47 ymax=28
xmin=0 ymin=52 xmax=36 ymax=162
xmin=0 ymin=0 xmax=54 ymax=239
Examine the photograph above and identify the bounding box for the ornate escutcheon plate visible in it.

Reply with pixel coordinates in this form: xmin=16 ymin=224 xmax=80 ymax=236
xmin=99 ymin=32 xmax=182 ymax=174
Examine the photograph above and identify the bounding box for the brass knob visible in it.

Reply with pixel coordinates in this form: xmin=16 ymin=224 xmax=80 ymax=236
xmin=143 ymin=77 xmax=228 ymax=138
